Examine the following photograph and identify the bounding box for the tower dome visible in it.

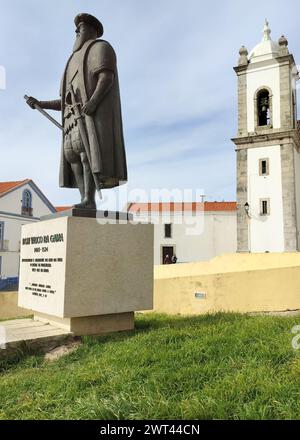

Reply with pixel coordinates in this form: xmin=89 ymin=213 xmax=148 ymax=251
xmin=249 ymin=20 xmax=280 ymax=63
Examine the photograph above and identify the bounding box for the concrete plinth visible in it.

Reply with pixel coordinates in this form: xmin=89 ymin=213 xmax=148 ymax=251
xmin=18 ymin=213 xmax=154 ymax=336
xmin=34 ymin=311 xmax=134 ymax=335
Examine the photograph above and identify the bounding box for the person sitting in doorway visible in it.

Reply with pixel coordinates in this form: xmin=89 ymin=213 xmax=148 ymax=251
xmin=164 ymin=254 xmax=171 ymax=265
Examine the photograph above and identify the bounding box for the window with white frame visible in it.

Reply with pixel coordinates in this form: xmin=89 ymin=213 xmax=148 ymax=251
xmin=21 ymin=189 xmax=33 ymax=216
xmin=260 ymin=199 xmax=270 ymax=216
xmin=259 ymin=158 xmax=269 ymax=176
xmin=164 ymin=223 xmax=172 ymax=238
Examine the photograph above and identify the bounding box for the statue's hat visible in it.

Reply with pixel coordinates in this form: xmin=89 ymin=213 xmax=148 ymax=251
xmin=74 ymin=13 xmax=103 ymax=38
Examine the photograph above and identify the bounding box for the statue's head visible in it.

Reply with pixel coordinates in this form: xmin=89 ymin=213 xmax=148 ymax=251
xmin=73 ymin=13 xmax=103 ymax=52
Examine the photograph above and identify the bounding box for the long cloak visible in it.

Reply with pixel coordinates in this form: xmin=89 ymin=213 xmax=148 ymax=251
xmin=59 ymin=39 xmax=127 ymax=189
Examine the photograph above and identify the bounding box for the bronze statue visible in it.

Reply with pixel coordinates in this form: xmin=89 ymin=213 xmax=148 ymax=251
xmin=26 ymin=13 xmax=127 ymax=209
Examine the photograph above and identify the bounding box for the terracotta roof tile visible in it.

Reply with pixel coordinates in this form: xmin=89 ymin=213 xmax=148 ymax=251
xmin=204 ymin=202 xmax=237 ymax=211
xmin=0 ymin=180 xmax=30 ymax=197
xmin=55 ymin=206 xmax=72 ymax=212
xmin=128 ymin=202 xmax=237 ymax=213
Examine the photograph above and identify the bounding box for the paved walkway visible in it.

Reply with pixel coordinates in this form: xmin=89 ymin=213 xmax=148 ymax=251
xmin=0 ymin=318 xmax=74 ymax=360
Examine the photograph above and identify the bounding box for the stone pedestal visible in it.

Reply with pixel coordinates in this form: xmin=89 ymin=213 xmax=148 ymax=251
xmin=34 ymin=311 xmax=134 ymax=335
xmin=18 ymin=212 xmax=153 ymax=336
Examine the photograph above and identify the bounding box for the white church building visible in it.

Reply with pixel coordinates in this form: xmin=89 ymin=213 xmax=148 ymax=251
xmin=232 ymin=20 xmax=300 ymax=253
xmin=0 ymin=179 xmax=56 ymax=279
xmin=128 ymin=202 xmax=237 ymax=265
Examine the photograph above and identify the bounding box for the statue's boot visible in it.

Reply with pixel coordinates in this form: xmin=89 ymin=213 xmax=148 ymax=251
xmin=74 ymin=200 xmax=97 ymax=209
xmin=74 ymin=153 xmax=96 ymax=210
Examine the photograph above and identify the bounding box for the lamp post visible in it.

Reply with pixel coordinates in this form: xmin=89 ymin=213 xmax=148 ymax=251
xmin=244 ymin=202 xmax=250 ymax=217
xmin=244 ymin=202 xmax=251 ymax=252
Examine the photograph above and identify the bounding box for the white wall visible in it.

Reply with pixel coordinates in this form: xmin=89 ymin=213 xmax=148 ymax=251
xmin=246 ymin=61 xmax=281 ymax=132
xmin=0 ymin=213 xmax=39 ymax=277
xmin=247 ymin=145 xmax=285 ymax=252
xmin=0 ymin=183 xmax=54 ymax=278
xmin=0 ymin=183 xmax=53 ymax=218
xmin=134 ymin=211 xmax=237 ymax=265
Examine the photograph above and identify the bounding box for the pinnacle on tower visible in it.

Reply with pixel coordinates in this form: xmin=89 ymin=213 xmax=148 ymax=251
xmin=262 ymin=19 xmax=271 ymax=41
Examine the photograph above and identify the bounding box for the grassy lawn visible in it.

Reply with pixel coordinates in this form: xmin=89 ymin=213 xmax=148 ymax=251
xmin=1 ymin=312 xmax=300 ymax=420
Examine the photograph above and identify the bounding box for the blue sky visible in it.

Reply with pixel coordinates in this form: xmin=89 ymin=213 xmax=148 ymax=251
xmin=0 ymin=0 xmax=299 ymax=208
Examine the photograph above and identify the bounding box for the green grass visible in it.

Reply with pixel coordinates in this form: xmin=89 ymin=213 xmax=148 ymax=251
xmin=1 ymin=312 xmax=300 ymax=420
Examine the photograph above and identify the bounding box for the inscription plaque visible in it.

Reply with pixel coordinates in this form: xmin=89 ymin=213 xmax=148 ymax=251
xmin=18 ymin=219 xmax=67 ymax=316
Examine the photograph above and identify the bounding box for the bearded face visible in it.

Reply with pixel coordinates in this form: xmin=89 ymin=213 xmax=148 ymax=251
xmin=73 ymin=22 xmax=96 ymax=52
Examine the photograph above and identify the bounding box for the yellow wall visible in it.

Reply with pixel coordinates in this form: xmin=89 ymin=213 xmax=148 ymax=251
xmin=0 ymin=292 xmax=31 ymax=320
xmin=154 ymin=253 xmax=300 ymax=315
xmin=3 ymin=253 xmax=300 ymax=319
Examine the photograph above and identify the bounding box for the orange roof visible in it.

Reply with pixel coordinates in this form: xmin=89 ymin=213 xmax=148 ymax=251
xmin=0 ymin=179 xmax=30 ymax=197
xmin=55 ymin=206 xmax=72 ymax=212
xmin=204 ymin=202 xmax=237 ymax=211
xmin=128 ymin=202 xmax=237 ymax=213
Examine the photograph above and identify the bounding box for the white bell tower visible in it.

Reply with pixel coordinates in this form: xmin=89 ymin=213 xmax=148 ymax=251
xmin=232 ymin=20 xmax=300 ymax=253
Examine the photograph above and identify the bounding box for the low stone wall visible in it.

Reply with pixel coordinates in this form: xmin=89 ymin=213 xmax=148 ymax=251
xmin=0 ymin=292 xmax=32 ymax=320
xmin=4 ymin=253 xmax=300 ymax=319
xmin=153 ymin=253 xmax=300 ymax=315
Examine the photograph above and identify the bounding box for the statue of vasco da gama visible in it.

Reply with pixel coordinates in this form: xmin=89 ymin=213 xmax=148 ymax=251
xmin=27 ymin=13 xmax=127 ymax=209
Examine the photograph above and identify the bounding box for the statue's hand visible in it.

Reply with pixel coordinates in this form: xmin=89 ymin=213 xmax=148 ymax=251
xmin=82 ymin=99 xmax=98 ymax=116
xmin=26 ymin=96 xmax=40 ymax=109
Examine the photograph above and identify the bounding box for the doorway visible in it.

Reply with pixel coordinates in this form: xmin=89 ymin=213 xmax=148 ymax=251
xmin=162 ymin=246 xmax=174 ymax=264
